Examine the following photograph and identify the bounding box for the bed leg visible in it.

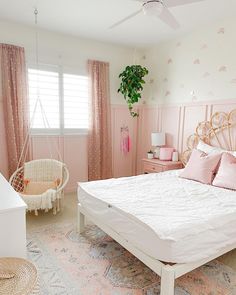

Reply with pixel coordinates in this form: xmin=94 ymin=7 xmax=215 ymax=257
xmin=160 ymin=265 xmax=175 ymax=295
xmin=77 ymin=206 xmax=85 ymax=233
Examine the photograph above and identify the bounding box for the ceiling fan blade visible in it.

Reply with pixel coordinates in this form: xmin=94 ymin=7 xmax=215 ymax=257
xmin=109 ymin=9 xmax=142 ymax=29
xmin=165 ymin=0 xmax=205 ymax=8
xmin=158 ymin=7 xmax=180 ymax=29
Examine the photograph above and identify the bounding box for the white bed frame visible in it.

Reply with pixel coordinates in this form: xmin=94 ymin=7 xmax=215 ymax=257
xmin=77 ymin=204 xmax=235 ymax=295
xmin=78 ymin=110 xmax=236 ymax=295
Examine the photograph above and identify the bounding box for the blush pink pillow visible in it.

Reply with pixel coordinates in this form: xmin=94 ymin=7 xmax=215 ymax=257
xmin=180 ymin=149 xmax=221 ymax=184
xmin=212 ymin=153 xmax=236 ymax=190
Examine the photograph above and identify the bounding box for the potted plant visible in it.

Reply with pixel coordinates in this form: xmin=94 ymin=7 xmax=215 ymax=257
xmin=147 ymin=150 xmax=154 ymax=159
xmin=118 ymin=65 xmax=149 ymax=117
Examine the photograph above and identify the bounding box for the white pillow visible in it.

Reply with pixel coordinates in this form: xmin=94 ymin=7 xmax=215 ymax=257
xmin=197 ymin=140 xmax=236 ymax=157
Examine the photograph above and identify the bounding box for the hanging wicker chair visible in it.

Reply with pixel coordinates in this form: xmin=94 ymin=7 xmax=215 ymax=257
xmin=9 ymin=159 xmax=69 ymax=216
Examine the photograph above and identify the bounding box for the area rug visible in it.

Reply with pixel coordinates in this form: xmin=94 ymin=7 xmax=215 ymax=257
xmin=27 ymin=223 xmax=236 ymax=295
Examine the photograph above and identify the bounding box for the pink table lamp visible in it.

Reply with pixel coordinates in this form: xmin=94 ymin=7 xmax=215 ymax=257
xmin=151 ymin=132 xmax=166 ymax=159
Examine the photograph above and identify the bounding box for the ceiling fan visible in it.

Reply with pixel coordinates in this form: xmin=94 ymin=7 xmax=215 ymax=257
xmin=110 ymin=0 xmax=204 ymax=30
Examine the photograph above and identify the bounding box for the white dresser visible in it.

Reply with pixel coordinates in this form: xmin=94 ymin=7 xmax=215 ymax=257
xmin=0 ymin=173 xmax=27 ymax=258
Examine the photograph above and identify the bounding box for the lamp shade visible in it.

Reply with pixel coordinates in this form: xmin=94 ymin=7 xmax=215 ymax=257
xmin=151 ymin=132 xmax=165 ymax=146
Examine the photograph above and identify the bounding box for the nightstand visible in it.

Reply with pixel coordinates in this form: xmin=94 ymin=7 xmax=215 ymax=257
xmin=142 ymin=158 xmax=183 ymax=174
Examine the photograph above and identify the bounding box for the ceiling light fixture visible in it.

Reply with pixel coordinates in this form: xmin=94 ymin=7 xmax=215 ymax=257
xmin=109 ymin=0 xmax=204 ymax=30
xmin=142 ymin=0 xmax=164 ymax=16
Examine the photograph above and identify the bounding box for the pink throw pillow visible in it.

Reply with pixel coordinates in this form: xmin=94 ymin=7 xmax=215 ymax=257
xmin=212 ymin=153 xmax=236 ymax=190
xmin=180 ymin=149 xmax=221 ymax=184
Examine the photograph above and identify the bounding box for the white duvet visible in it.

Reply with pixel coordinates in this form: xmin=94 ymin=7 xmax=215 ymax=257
xmin=78 ymin=170 xmax=236 ymax=263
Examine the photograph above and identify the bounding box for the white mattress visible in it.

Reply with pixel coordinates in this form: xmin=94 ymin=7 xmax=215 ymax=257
xmin=78 ymin=170 xmax=236 ymax=263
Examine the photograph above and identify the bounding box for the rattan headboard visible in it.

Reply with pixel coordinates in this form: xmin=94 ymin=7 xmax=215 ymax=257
xmin=181 ymin=109 xmax=236 ymax=165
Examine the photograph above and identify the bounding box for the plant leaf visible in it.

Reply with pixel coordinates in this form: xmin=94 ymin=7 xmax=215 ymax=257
xmin=117 ymin=64 xmax=148 ymax=117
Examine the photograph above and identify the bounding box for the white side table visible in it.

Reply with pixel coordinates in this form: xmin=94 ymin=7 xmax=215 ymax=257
xmin=0 ymin=173 xmax=27 ymax=258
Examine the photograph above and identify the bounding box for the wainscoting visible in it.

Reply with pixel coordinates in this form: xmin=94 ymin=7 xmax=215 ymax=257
xmin=136 ymin=99 xmax=236 ymax=174
xmin=0 ymin=103 xmax=138 ymax=192
xmin=29 ymin=105 xmax=138 ymax=192
xmin=30 ymin=135 xmax=88 ymax=193
xmin=29 ymin=99 xmax=236 ymax=190
xmin=1 ymin=100 xmax=235 ymax=192
xmin=111 ymin=105 xmax=138 ymax=178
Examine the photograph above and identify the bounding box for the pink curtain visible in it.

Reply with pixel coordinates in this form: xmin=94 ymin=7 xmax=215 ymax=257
xmin=0 ymin=44 xmax=29 ymax=177
xmin=87 ymin=60 xmax=113 ymax=181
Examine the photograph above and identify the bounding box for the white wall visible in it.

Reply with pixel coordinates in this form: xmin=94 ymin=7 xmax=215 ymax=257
xmin=2 ymin=17 xmax=236 ymax=181
xmin=0 ymin=20 xmax=142 ymax=104
xmin=143 ymin=17 xmax=236 ymax=105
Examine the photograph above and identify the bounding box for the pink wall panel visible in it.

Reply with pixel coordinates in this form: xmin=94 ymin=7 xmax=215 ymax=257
xmin=1 ymin=101 xmax=236 ymax=189
xmin=160 ymin=106 xmax=181 ymax=151
xmin=112 ymin=106 xmax=137 ymax=178
xmin=138 ymin=100 xmax=236 ymax=172
xmin=181 ymin=105 xmax=208 ymax=153
xmin=210 ymin=100 xmax=236 ymax=117
xmin=136 ymin=107 xmax=159 ymax=174
xmin=63 ymin=136 xmax=88 ymax=192
xmin=31 ymin=135 xmax=88 ymax=192
xmin=31 ymin=136 xmax=62 ymax=160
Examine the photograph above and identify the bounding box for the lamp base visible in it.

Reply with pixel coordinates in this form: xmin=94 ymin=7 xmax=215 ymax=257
xmin=153 ymin=146 xmax=161 ymax=159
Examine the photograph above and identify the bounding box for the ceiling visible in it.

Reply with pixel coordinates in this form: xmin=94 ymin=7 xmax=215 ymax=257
xmin=0 ymin=0 xmax=236 ymax=47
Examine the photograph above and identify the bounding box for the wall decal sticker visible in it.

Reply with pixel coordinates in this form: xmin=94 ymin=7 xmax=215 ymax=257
xmin=167 ymin=58 xmax=173 ymax=64
xmin=190 ymin=90 xmax=197 ymax=101
xmin=203 ymin=72 xmax=210 ymax=78
xmin=165 ymin=91 xmax=171 ymax=97
xmin=218 ymin=28 xmax=225 ymax=34
xmin=201 ymin=44 xmax=208 ymax=50
xmin=193 ymin=59 xmax=200 ymax=64
xmin=149 ymin=79 xmax=154 ymax=84
xmin=219 ymin=66 xmax=227 ymax=72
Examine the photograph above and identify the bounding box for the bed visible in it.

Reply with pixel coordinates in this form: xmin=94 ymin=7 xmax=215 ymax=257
xmin=77 ymin=110 xmax=236 ymax=295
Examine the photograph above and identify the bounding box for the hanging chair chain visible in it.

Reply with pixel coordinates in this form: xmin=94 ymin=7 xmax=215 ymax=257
xmin=15 ymin=8 xmax=63 ymax=173
xmin=34 ymin=8 xmax=39 ymax=72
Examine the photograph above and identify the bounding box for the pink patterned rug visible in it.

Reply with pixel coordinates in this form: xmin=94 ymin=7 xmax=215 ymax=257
xmin=27 ymin=223 xmax=236 ymax=295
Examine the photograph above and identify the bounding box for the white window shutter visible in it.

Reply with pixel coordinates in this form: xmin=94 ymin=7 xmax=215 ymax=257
xmin=63 ymin=74 xmax=89 ymax=129
xmin=28 ymin=69 xmax=60 ymax=129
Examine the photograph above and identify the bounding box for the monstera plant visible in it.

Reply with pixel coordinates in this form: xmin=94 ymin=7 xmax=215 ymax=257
xmin=118 ymin=65 xmax=149 ymax=117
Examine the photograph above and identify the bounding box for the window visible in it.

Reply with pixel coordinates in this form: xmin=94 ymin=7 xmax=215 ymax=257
xmin=63 ymin=74 xmax=89 ymax=129
xmin=28 ymin=69 xmax=60 ymax=129
xmin=28 ymin=67 xmax=89 ymax=133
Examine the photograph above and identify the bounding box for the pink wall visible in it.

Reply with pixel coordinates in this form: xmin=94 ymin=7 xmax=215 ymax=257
xmin=136 ymin=99 xmax=236 ymax=174
xmin=0 ymin=103 xmax=138 ymax=192
xmin=1 ymin=100 xmax=236 ymax=191
xmin=30 ymin=135 xmax=88 ymax=192
xmin=136 ymin=107 xmax=159 ymax=174
xmin=112 ymin=105 xmax=137 ymax=178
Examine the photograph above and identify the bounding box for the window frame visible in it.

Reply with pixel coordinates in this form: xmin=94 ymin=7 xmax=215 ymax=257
xmin=28 ymin=63 xmax=89 ymax=136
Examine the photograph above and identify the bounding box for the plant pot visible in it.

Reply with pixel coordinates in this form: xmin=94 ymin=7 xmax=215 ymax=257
xmin=147 ymin=153 xmax=154 ymax=159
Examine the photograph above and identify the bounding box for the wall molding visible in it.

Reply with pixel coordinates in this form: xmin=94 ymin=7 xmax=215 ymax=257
xmin=1 ymin=100 xmax=236 ymax=190
xmin=136 ymin=99 xmax=236 ymax=174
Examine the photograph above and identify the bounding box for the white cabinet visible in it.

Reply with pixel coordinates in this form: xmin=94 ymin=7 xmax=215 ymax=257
xmin=0 ymin=173 xmax=27 ymax=258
